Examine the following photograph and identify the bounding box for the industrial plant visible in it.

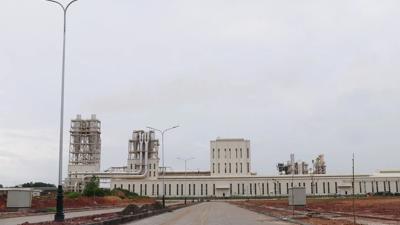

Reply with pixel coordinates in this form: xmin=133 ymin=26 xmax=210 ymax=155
xmin=65 ymin=115 xmax=400 ymax=198
xmin=277 ymin=154 xmax=326 ymax=175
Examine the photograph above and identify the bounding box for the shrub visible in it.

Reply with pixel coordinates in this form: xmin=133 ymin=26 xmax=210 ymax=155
xmin=66 ymin=192 xmax=81 ymax=199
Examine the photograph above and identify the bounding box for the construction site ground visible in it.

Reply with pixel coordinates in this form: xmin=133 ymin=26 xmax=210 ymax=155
xmin=0 ymin=195 xmax=155 ymax=219
xmin=231 ymin=196 xmax=400 ymax=225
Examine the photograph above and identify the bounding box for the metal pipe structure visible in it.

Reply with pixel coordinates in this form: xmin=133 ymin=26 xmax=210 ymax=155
xmin=147 ymin=126 xmax=179 ymax=208
xmin=45 ymin=0 xmax=79 ymax=221
xmin=177 ymin=157 xmax=195 ymax=204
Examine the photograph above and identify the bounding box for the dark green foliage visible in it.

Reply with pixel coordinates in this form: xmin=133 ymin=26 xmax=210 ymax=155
xmin=66 ymin=192 xmax=81 ymax=199
xmin=0 ymin=184 xmax=3 ymax=188
xmin=20 ymin=182 xmax=56 ymax=187
xmin=83 ymin=176 xmax=100 ymax=197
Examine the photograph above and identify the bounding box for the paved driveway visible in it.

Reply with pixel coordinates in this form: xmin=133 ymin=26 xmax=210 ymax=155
xmin=128 ymin=202 xmax=291 ymax=225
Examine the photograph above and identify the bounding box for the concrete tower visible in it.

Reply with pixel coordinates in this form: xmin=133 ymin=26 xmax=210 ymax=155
xmin=66 ymin=114 xmax=101 ymax=191
xmin=127 ymin=130 xmax=159 ymax=179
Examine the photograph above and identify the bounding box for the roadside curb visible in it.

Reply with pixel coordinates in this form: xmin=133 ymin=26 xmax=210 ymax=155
xmin=85 ymin=203 xmax=199 ymax=225
xmin=231 ymin=203 xmax=311 ymax=225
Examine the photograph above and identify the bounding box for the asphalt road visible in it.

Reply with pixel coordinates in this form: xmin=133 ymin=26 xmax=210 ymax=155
xmin=127 ymin=202 xmax=292 ymax=225
xmin=0 ymin=207 xmax=124 ymax=225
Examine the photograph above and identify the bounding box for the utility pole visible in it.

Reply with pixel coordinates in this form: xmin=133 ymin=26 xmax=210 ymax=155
xmin=291 ymin=153 xmax=295 ymax=216
xmin=147 ymin=125 xmax=179 ymax=208
xmin=352 ymin=153 xmax=356 ymax=224
xmin=44 ymin=0 xmax=79 ymax=222
xmin=177 ymin=157 xmax=195 ymax=205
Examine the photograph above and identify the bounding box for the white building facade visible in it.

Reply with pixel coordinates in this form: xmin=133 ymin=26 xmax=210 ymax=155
xmin=109 ymin=137 xmax=400 ymax=198
xmin=64 ymin=123 xmax=400 ymax=197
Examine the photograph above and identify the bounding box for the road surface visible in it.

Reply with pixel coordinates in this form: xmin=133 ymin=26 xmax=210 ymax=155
xmin=0 ymin=207 xmax=123 ymax=225
xmin=128 ymin=202 xmax=291 ymax=225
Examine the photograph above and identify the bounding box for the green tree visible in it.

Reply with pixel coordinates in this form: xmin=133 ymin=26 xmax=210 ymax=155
xmin=83 ymin=176 xmax=100 ymax=197
xmin=21 ymin=182 xmax=55 ymax=187
xmin=0 ymin=184 xmax=3 ymax=188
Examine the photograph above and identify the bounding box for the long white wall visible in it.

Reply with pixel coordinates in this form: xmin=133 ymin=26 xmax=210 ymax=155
xmin=111 ymin=174 xmax=400 ymax=198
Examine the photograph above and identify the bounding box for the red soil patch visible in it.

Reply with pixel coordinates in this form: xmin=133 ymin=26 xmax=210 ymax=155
xmin=0 ymin=195 xmax=155 ymax=213
xmin=232 ymin=197 xmax=400 ymax=224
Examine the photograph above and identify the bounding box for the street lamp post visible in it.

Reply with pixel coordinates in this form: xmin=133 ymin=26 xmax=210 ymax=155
xmin=177 ymin=157 xmax=195 ymax=204
xmin=147 ymin=125 xmax=179 ymax=208
xmin=45 ymin=0 xmax=79 ymax=222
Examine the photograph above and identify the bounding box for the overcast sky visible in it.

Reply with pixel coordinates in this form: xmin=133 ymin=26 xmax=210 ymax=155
xmin=1 ymin=0 xmax=400 ymax=186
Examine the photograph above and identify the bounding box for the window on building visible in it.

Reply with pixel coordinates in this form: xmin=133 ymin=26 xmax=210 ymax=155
xmin=157 ymin=184 xmax=159 ymax=196
xmin=240 ymin=148 xmax=242 ymax=158
xmin=240 ymin=163 xmax=243 ymax=173
xmin=145 ymin=184 xmax=147 ymax=195
xmin=335 ymin=182 xmax=337 ymax=193
xmin=133 ymin=184 xmax=135 ymax=193
xmin=177 ymin=184 xmax=179 ymax=195
xmin=218 ymin=163 xmax=220 ymax=173
xmin=201 ymin=184 xmax=203 ymax=195
xmin=114 ymin=184 xmax=116 ymax=189
xmin=388 ymin=181 xmax=391 ymax=192
xmin=206 ymin=184 xmax=208 ymax=195
xmin=230 ymin=184 xmax=232 ymax=195
xmin=213 ymin=149 xmax=215 ymax=159
xmin=274 ymin=183 xmax=276 ymax=195
xmin=121 ymin=184 xmax=123 ymax=189
xmin=262 ymin=183 xmax=265 ymax=195
xmin=236 ymin=163 xmax=238 ymax=173
xmin=237 ymin=183 xmax=240 ymax=195
xmin=315 ymin=182 xmax=318 ymax=194
xmin=328 ymin=182 xmax=330 ymax=193
xmin=224 ymin=163 xmax=227 ymax=173
xmin=181 ymin=184 xmax=183 ymax=196
xmin=224 ymin=149 xmax=226 ymax=158
xmin=140 ymin=184 xmax=142 ymax=195
xmin=254 ymin=183 xmax=257 ymax=195
xmin=323 ymin=182 xmax=326 ymax=194
xmin=279 ymin=183 xmax=282 ymax=194
xmin=218 ymin=149 xmax=220 ymax=159
xmin=213 ymin=163 xmax=215 ymax=173
xmin=242 ymin=183 xmax=245 ymax=195
xmin=247 ymin=163 xmax=250 ymax=173
xmin=213 ymin=184 xmax=216 ymax=195
xmin=168 ymin=184 xmax=171 ymax=196
xmin=235 ymin=148 xmax=238 ymax=158
xmin=384 ymin=181 xmax=387 ymax=192
xmin=376 ymin=181 xmax=379 ymax=192
xmin=128 ymin=184 xmax=131 ymax=191
xmin=372 ymin=181 xmax=374 ymax=192
xmin=311 ymin=182 xmax=314 ymax=194
xmin=286 ymin=183 xmax=289 ymax=194
xmin=250 ymin=183 xmax=252 ymax=195
xmin=246 ymin=148 xmax=249 ymax=158
xmin=149 ymin=164 xmax=152 ymax=169
xmin=267 ymin=183 xmax=269 ymax=194
xmin=189 ymin=184 xmax=191 ymax=195
xmin=359 ymin=182 xmax=362 ymax=193
xmin=152 ymin=184 xmax=154 ymax=195
xmin=229 ymin=149 xmax=231 ymax=158
xmin=229 ymin=163 xmax=231 ymax=173
xmin=396 ymin=181 xmax=399 ymax=193
xmin=193 ymin=184 xmax=196 ymax=196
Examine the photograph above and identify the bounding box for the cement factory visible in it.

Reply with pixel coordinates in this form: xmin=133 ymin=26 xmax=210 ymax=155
xmin=65 ymin=115 xmax=400 ymax=198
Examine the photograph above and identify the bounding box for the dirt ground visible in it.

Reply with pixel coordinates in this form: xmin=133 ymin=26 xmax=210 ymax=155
xmin=231 ymin=196 xmax=400 ymax=225
xmin=0 ymin=195 xmax=155 ymax=213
